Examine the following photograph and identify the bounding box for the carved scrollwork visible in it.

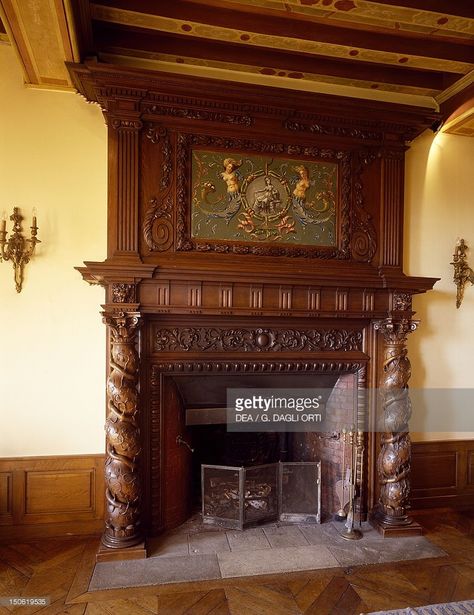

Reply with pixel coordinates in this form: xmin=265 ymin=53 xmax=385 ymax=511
xmin=373 ymin=318 xmax=418 ymax=526
xmin=102 ymin=310 xmax=143 ymax=548
xmin=145 ymin=125 xmax=172 ymax=190
xmin=112 ymin=283 xmax=137 ymax=303
xmin=350 ymin=152 xmax=378 ymax=263
xmin=153 ymin=326 xmax=363 ymax=353
xmin=143 ymin=125 xmax=174 ymax=252
xmin=284 ymin=118 xmax=381 ymax=142
xmin=144 ymin=104 xmax=254 ymax=127
xmin=143 ymin=196 xmax=173 ymax=252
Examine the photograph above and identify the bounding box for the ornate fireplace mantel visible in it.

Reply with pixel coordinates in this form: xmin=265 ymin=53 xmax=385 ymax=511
xmin=70 ymin=60 xmax=438 ymax=560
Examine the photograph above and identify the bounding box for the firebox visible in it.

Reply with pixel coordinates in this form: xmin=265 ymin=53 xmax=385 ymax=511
xmin=202 ymin=461 xmax=321 ymax=530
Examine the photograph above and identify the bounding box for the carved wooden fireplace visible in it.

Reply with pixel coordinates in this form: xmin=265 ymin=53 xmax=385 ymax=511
xmin=70 ymin=60 xmax=438 ymax=560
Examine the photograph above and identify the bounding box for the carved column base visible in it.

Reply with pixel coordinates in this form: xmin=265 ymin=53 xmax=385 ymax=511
xmin=370 ymin=510 xmax=422 ymax=537
xmin=96 ymin=541 xmax=147 ymax=563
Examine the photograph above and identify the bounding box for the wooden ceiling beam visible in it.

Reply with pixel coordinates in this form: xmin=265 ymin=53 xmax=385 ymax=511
xmin=94 ymin=24 xmax=459 ymax=92
xmin=92 ymin=0 xmax=474 ymax=63
xmin=367 ymin=0 xmax=474 ymax=20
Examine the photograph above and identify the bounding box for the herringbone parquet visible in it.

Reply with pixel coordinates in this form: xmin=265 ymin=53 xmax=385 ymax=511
xmin=0 ymin=509 xmax=472 ymax=615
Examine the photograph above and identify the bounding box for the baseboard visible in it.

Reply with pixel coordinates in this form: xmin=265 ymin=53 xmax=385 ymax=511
xmin=0 ymin=454 xmax=105 ymax=541
xmin=411 ymin=439 xmax=474 ymax=509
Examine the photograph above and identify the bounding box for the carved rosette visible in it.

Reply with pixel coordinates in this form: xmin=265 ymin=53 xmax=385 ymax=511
xmin=373 ymin=318 xmax=418 ymax=527
xmin=102 ymin=310 xmax=143 ymax=548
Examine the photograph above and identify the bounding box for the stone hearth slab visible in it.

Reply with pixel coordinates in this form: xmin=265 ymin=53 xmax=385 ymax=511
xmin=217 ymin=544 xmax=340 ymax=578
xmin=147 ymin=533 xmax=190 ymax=558
xmin=88 ymin=522 xmax=448 ymax=590
xmin=89 ymin=553 xmax=221 ymax=590
xmin=226 ymin=528 xmax=272 ymax=552
xmin=262 ymin=525 xmax=310 ymax=548
xmin=188 ymin=531 xmax=230 ymax=554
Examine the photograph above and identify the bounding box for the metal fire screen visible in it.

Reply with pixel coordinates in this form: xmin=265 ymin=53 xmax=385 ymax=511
xmin=202 ymin=461 xmax=321 ymax=530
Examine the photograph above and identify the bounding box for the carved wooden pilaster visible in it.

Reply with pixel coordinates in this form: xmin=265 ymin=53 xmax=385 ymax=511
xmin=102 ymin=309 xmax=143 ymax=550
xmin=379 ymin=149 xmax=405 ymax=269
xmin=110 ymin=119 xmax=142 ymax=256
xmin=372 ymin=317 xmax=421 ymax=536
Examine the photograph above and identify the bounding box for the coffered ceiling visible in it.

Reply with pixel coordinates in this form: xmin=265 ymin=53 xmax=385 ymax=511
xmin=1 ymin=0 xmax=473 ymax=120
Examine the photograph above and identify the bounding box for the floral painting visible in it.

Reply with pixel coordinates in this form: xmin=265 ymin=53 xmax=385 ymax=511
xmin=191 ymin=150 xmax=338 ymax=246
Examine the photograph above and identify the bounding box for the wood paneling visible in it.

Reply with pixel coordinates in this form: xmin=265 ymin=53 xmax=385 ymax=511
xmin=0 ymin=472 xmax=12 ymax=517
xmin=0 ymin=455 xmax=104 ymax=540
xmin=26 ymin=470 xmax=94 ymax=514
xmin=412 ymin=440 xmax=474 ymax=509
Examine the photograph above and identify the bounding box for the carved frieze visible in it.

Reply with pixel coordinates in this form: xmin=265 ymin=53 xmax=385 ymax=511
xmin=144 ymin=104 xmax=254 ymax=127
xmin=152 ymin=326 xmax=363 ymax=353
xmin=284 ymin=119 xmax=381 ymax=142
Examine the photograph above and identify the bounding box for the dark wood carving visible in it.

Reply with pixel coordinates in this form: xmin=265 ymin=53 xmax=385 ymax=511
xmin=393 ymin=292 xmax=412 ymax=312
xmin=68 ymin=62 xmax=440 ymax=555
xmin=143 ymin=197 xmax=173 ymax=252
xmin=284 ymin=118 xmax=381 ymax=142
xmin=144 ymin=104 xmax=254 ymax=127
xmin=112 ymin=283 xmax=136 ymax=303
xmin=102 ymin=310 xmax=142 ymax=549
xmin=152 ymin=326 xmax=363 ymax=353
xmin=351 ymin=151 xmax=377 ymax=263
xmin=373 ymin=317 xmax=419 ymax=534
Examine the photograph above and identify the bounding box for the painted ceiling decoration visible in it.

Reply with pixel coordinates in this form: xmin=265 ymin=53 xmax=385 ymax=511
xmin=0 ymin=0 xmax=473 ymax=115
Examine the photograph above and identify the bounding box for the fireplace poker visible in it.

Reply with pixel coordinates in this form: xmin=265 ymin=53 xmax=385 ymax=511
xmin=340 ymin=426 xmax=362 ymax=541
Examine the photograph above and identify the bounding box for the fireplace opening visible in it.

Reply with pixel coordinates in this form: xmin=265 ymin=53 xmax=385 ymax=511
xmin=151 ymin=370 xmax=360 ymax=534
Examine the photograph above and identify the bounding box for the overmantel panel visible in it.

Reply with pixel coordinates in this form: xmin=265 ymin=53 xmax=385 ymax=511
xmin=68 ymin=60 xmax=439 ymax=282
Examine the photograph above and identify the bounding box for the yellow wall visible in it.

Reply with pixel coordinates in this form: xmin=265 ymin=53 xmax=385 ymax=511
xmin=0 ymin=44 xmax=107 ymax=456
xmin=405 ymin=129 xmax=474 ymax=441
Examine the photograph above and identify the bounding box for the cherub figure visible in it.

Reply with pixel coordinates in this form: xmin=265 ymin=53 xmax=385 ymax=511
xmin=293 ymin=165 xmax=310 ymax=201
xmin=220 ymin=158 xmax=242 ymax=197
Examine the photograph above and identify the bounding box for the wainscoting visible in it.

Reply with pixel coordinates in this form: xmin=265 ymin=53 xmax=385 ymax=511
xmin=412 ymin=440 xmax=474 ymax=509
xmin=0 ymin=454 xmax=104 ymax=541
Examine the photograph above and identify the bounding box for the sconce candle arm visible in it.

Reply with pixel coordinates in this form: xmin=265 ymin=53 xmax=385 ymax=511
xmin=451 ymin=239 xmax=474 ymax=309
xmin=0 ymin=207 xmax=41 ymax=292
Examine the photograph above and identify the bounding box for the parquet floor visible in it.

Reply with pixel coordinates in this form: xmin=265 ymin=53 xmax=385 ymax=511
xmin=0 ymin=510 xmax=472 ymax=615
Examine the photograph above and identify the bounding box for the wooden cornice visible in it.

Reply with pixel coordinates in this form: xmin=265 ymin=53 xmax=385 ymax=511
xmin=68 ymin=59 xmax=440 ymax=141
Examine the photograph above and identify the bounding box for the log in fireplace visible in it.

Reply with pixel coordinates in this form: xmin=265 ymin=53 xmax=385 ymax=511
xmin=69 ymin=59 xmax=438 ymax=560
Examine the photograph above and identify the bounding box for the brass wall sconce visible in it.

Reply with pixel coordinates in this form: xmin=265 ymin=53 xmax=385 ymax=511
xmin=0 ymin=207 xmax=40 ymax=293
xmin=451 ymin=239 xmax=474 ymax=309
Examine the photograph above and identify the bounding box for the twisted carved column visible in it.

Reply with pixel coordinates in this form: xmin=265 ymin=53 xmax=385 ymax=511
xmin=373 ymin=317 xmax=421 ymax=535
xmin=102 ymin=309 xmax=143 ymax=549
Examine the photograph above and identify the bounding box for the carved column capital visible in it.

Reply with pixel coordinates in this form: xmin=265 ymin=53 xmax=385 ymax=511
xmin=101 ymin=308 xmax=143 ymax=549
xmin=373 ymin=317 xmax=418 ymax=344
